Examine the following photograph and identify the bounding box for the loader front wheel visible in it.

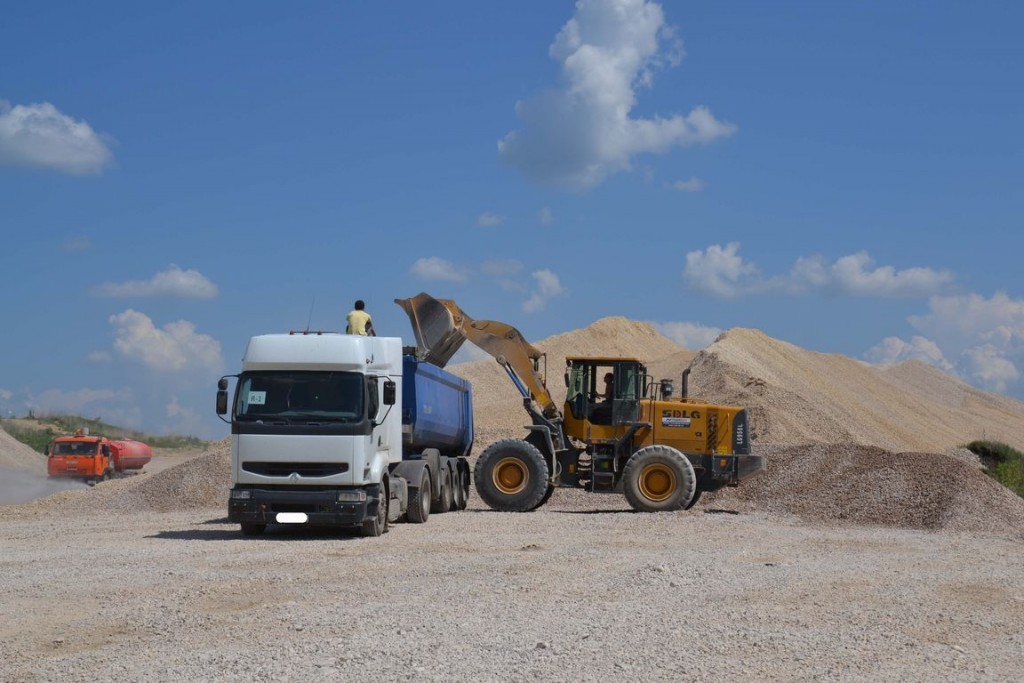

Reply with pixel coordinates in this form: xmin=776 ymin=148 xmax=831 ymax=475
xmin=623 ymin=445 xmax=696 ymax=512
xmin=474 ymin=439 xmax=550 ymax=512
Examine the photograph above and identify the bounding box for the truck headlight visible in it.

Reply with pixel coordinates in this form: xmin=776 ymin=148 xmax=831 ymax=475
xmin=231 ymin=489 xmax=252 ymax=500
xmin=337 ymin=490 xmax=367 ymax=503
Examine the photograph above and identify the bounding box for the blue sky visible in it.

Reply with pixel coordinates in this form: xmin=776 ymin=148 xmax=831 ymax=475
xmin=1 ymin=0 xmax=1022 ymax=438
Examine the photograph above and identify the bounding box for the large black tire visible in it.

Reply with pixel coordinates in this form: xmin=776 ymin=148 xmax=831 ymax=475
xmin=523 ymin=431 xmax=556 ymax=511
xmin=432 ymin=466 xmax=455 ymax=514
xmin=474 ymin=439 xmax=550 ymax=512
xmin=452 ymin=464 xmax=468 ymax=510
xmin=407 ymin=469 xmax=431 ymax=524
xmin=622 ymin=445 xmax=697 ymax=512
xmin=240 ymin=523 xmax=266 ymax=536
xmin=360 ymin=482 xmax=389 ymax=537
xmin=684 ymin=487 xmax=703 ymax=510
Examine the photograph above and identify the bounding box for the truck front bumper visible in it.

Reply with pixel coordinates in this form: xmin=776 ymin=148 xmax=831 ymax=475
xmin=227 ymin=487 xmax=372 ymax=527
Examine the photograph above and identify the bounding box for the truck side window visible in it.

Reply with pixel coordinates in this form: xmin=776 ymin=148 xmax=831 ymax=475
xmin=367 ymin=377 xmax=380 ymax=421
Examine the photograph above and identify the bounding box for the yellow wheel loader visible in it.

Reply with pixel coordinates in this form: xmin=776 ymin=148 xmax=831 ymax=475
xmin=396 ymin=293 xmax=764 ymax=513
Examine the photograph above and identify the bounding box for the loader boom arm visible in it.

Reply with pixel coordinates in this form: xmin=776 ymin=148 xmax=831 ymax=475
xmin=396 ymin=293 xmax=561 ymax=418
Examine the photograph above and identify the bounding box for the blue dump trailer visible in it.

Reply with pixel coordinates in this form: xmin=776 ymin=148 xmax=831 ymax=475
xmin=402 ymin=354 xmax=474 ymax=458
xmin=219 ymin=334 xmax=473 ymax=537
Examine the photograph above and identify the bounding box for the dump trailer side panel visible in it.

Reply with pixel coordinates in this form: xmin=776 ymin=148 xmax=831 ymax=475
xmin=401 ymin=355 xmax=474 ymax=458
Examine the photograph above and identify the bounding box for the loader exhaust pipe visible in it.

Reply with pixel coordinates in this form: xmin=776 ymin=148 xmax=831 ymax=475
xmin=681 ymin=368 xmax=690 ymax=400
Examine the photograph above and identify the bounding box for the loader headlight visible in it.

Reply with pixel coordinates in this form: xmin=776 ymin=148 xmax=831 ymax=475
xmin=231 ymin=489 xmax=252 ymax=500
xmin=337 ymin=490 xmax=367 ymax=503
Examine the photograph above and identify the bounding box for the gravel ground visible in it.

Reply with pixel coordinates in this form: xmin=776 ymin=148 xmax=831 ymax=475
xmin=2 ymin=490 xmax=1022 ymax=683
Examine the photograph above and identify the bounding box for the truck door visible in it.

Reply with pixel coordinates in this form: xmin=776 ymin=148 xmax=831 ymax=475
xmin=368 ymin=376 xmax=390 ymax=455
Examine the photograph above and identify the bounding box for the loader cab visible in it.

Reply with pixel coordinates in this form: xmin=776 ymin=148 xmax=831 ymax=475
xmin=565 ymin=358 xmax=645 ymax=427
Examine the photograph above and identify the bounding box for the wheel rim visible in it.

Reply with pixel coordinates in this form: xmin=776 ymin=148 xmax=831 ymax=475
xmin=638 ymin=463 xmax=677 ymax=502
xmin=493 ymin=457 xmax=528 ymax=495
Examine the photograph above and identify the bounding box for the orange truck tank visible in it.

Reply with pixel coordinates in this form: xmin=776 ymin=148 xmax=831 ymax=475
xmin=46 ymin=430 xmax=152 ymax=483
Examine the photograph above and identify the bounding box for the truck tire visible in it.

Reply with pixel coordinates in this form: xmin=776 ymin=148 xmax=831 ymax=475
xmin=361 ymin=483 xmax=388 ymax=537
xmin=474 ymin=439 xmax=550 ymax=512
xmin=407 ymin=469 xmax=431 ymax=524
xmin=452 ymin=465 xmax=467 ymax=510
xmin=240 ymin=523 xmax=266 ymax=536
xmin=432 ymin=466 xmax=454 ymax=514
xmin=623 ymin=445 xmax=697 ymax=512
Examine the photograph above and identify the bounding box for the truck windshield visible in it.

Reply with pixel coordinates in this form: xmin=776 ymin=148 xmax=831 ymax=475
xmin=235 ymin=371 xmax=364 ymax=423
xmin=51 ymin=441 xmax=98 ymax=456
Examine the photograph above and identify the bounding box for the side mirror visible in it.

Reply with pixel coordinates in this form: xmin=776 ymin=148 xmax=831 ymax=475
xmin=383 ymin=380 xmax=396 ymax=406
xmin=216 ymin=390 xmax=228 ymax=416
xmin=218 ymin=377 xmax=229 ymax=391
xmin=563 ymin=371 xmax=569 ymax=387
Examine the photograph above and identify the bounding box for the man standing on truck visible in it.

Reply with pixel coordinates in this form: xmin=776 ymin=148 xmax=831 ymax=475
xmin=346 ymin=299 xmax=376 ymax=336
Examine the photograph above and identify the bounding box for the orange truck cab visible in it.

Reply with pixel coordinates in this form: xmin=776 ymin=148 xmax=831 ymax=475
xmin=46 ymin=430 xmax=152 ymax=484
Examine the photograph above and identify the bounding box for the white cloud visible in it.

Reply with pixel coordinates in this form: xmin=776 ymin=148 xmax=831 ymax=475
xmin=0 ymin=100 xmax=113 ymax=174
xmin=864 ymin=335 xmax=955 ymax=372
xmin=670 ymin=177 xmax=706 ymax=192
xmin=539 ymin=207 xmax=554 ymax=225
xmin=477 ymin=212 xmax=505 ymax=227
xmin=523 ymin=269 xmax=569 ymax=312
xmin=87 ymin=351 xmax=113 ymax=364
xmin=410 ymin=257 xmax=469 ymax=283
xmin=653 ymin=321 xmax=722 ymax=349
xmin=865 ymin=292 xmax=1024 ymax=396
xmin=110 ymin=309 xmax=223 ymax=374
xmin=61 ymin=237 xmax=93 ymax=252
xmin=683 ymin=243 xmax=764 ymax=297
xmin=498 ymin=0 xmax=735 ymax=190
xmin=789 ymin=252 xmax=954 ymax=298
xmin=684 ymin=243 xmax=953 ymax=299
xmin=164 ymin=395 xmax=207 ymax=436
xmin=963 ymin=345 xmax=1020 ymax=393
xmin=0 ymin=388 xmax=12 ymax=401
xmin=92 ymin=265 xmax=218 ymax=299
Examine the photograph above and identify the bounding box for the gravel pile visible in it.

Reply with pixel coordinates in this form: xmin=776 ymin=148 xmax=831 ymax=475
xmin=704 ymin=444 xmax=1024 ymax=536
xmin=0 ymin=424 xmax=45 ymax=473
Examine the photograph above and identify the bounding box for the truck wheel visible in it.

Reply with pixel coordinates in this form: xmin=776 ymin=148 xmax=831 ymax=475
xmin=623 ymin=445 xmax=696 ymax=512
xmin=474 ymin=439 xmax=550 ymax=512
xmin=361 ymin=483 xmax=388 ymax=537
xmin=452 ymin=465 xmax=467 ymax=510
xmin=684 ymin=488 xmax=703 ymax=510
xmin=407 ymin=469 xmax=431 ymax=524
xmin=240 ymin=523 xmax=266 ymax=536
xmin=432 ymin=467 xmax=454 ymax=514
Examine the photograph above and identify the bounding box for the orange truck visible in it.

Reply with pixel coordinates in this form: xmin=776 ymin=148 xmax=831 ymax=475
xmin=46 ymin=430 xmax=153 ymax=484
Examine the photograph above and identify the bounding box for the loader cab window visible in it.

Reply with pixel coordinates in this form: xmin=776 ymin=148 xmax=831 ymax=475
xmin=566 ymin=363 xmax=588 ymax=420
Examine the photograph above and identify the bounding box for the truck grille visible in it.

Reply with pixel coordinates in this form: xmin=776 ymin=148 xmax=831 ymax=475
xmin=241 ymin=462 xmax=348 ymax=477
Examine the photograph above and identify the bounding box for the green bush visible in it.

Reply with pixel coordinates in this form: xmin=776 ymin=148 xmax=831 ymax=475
xmin=1 ymin=415 xmax=207 ymax=452
xmin=965 ymin=440 xmax=1024 ymax=498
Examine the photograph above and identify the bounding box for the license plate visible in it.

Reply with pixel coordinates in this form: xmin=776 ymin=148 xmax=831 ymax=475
xmin=275 ymin=512 xmax=308 ymax=524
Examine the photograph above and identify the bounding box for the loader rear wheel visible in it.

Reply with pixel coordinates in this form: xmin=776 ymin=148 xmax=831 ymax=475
xmin=474 ymin=439 xmax=549 ymax=512
xmin=623 ymin=445 xmax=696 ymax=512
xmin=407 ymin=469 xmax=431 ymax=524
xmin=360 ymin=482 xmax=388 ymax=537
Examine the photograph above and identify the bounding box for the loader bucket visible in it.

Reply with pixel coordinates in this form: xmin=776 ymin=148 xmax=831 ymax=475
xmin=395 ymin=293 xmax=469 ymax=367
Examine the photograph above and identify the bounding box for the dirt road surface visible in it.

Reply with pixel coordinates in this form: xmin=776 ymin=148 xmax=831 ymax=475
xmin=2 ymin=490 xmax=1021 ymax=682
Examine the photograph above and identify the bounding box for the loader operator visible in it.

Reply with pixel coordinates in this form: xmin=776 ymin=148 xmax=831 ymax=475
xmin=346 ymin=300 xmax=376 ymax=336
